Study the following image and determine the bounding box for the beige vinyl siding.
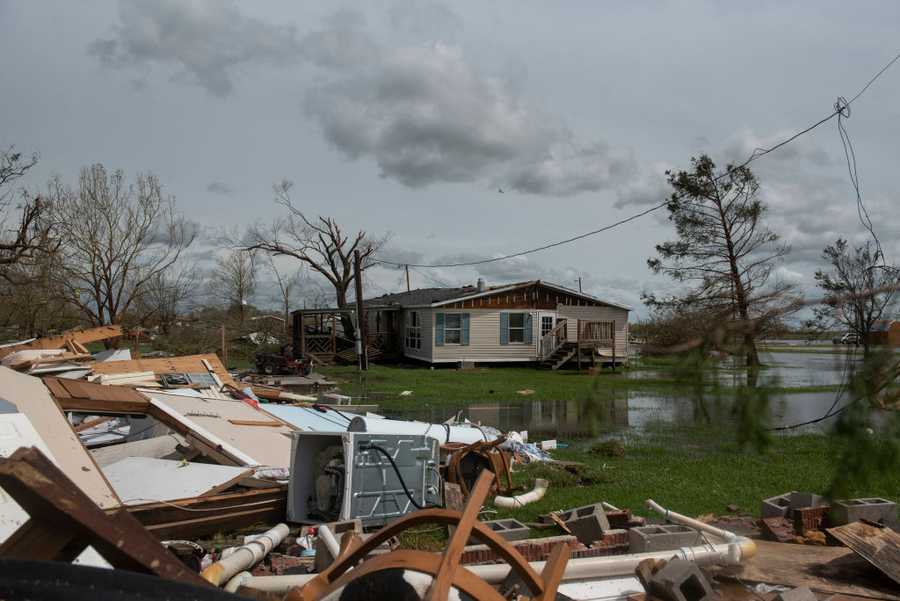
[432,309,538,363]
[402,308,434,362]
[557,304,629,358]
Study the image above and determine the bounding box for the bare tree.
[0,148,55,278]
[212,249,257,324]
[245,180,387,338]
[48,164,195,326]
[814,239,899,356]
[266,256,300,333]
[136,264,196,334]
[646,154,789,368]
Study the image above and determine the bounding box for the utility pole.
[353,250,368,371]
[576,277,582,293]
[220,324,227,366]
[405,265,411,292]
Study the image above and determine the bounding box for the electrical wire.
[374,49,900,270]
[360,443,438,510]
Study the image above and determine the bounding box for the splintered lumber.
[828,522,900,586]
[0,368,119,508]
[124,486,287,540]
[91,353,233,385]
[0,447,206,586]
[0,325,123,360]
[715,539,900,599]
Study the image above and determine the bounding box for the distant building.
[292,279,630,368]
[866,319,900,347]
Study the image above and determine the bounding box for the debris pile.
[0,325,898,600]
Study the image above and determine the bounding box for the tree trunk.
[334,285,356,340]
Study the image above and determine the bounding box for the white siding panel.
[557,305,629,358]
[432,309,538,363]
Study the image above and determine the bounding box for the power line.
[375,49,900,270]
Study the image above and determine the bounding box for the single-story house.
[355,279,630,368]
[866,319,900,347]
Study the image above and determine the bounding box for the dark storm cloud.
[300,10,637,195]
[207,181,233,196]
[88,0,300,97]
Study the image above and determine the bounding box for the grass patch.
[489,430,900,524]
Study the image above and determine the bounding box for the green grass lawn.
[496,431,900,523]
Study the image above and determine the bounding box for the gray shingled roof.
[364,286,479,307]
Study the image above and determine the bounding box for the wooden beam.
[0,325,123,360]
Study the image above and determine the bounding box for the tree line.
[0,145,383,343]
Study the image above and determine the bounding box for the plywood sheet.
[147,391,295,468]
[102,457,251,505]
[715,539,900,600]
[828,522,900,586]
[0,368,119,508]
[91,353,233,384]
[44,377,150,413]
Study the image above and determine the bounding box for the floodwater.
[384,351,868,441]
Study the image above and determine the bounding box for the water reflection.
[385,390,853,441]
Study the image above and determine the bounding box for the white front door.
[538,312,556,356]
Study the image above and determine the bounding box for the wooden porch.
[540,319,621,370]
[290,308,399,366]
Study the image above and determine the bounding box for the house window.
[541,316,554,337]
[405,311,421,350]
[508,313,526,343]
[444,313,462,344]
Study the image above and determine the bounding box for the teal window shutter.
[500,313,509,345]
[461,313,470,346]
[435,312,445,346]
[524,313,533,344]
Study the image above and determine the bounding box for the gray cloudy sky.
[2,0,899,316]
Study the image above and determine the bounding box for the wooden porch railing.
[540,319,568,361]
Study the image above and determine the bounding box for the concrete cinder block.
[790,491,826,510]
[647,558,718,601]
[628,524,702,553]
[481,518,531,542]
[832,498,898,527]
[557,503,611,546]
[761,492,794,519]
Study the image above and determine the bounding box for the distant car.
[832,332,860,345]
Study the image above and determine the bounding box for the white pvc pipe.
[645,499,757,558]
[347,416,491,444]
[318,524,341,558]
[494,478,549,508]
[201,523,290,586]
[233,541,748,594]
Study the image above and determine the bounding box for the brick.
[605,509,632,529]
[629,524,702,553]
[760,517,795,543]
[832,497,898,527]
[793,504,831,533]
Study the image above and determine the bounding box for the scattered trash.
[516,388,535,395]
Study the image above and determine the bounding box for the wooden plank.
[44,376,151,414]
[124,487,286,525]
[0,447,206,586]
[227,419,283,427]
[0,325,123,359]
[714,539,900,600]
[828,522,900,586]
[91,353,233,385]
